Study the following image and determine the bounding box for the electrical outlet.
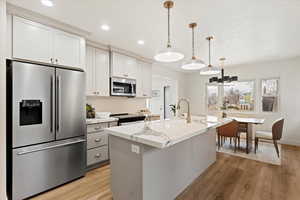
[131,144,140,154]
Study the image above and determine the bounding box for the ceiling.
[7,0,300,72]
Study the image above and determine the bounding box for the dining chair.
[217,120,239,152]
[255,118,284,157]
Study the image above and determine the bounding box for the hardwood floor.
[31,144,300,200]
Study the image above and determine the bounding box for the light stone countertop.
[106,116,232,149]
[86,117,118,125]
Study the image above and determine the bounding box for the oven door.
[111,77,136,97]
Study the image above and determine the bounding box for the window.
[223,81,255,112]
[207,85,219,111]
[261,78,279,112]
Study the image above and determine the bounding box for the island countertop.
[105,116,232,149]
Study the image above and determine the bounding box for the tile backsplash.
[86,96,147,114]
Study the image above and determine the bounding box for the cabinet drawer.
[87,146,108,166]
[87,123,108,133]
[87,132,108,149]
[109,121,118,127]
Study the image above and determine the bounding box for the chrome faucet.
[177,98,191,123]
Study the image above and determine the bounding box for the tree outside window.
[223,81,255,111]
[207,85,219,111]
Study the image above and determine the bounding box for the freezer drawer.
[87,146,108,166]
[11,138,86,200]
[87,132,108,149]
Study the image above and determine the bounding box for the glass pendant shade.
[200,65,221,75]
[181,58,205,70]
[154,47,185,63]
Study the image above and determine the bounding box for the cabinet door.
[53,30,82,68]
[136,61,143,97]
[86,46,96,96]
[95,49,110,96]
[126,56,138,79]
[142,63,152,98]
[13,16,52,63]
[111,52,125,78]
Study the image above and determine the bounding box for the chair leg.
[230,137,232,144]
[273,140,280,157]
[255,137,258,154]
[234,137,237,153]
[238,134,240,149]
[218,134,220,150]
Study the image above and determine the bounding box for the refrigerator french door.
[7,60,86,200]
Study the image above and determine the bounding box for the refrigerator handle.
[16,139,86,155]
[56,76,60,132]
[50,76,54,132]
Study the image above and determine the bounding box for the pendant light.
[200,36,221,75]
[209,58,238,84]
[154,1,184,63]
[181,23,205,70]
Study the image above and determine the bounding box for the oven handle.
[16,139,86,155]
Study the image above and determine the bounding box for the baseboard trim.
[279,139,300,147]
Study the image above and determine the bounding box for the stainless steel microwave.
[110,77,136,97]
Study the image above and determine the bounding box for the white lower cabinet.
[86,121,118,169]
[12,16,85,70]
[137,61,152,98]
[85,45,110,96]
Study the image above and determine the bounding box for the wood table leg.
[246,123,253,154]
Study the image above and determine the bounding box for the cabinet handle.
[50,58,53,63]
[55,59,58,64]
[95,138,102,142]
[94,126,102,130]
[94,92,97,95]
[95,153,102,158]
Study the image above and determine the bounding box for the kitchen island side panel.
[109,135,143,200]
[142,128,216,200]
[109,128,216,200]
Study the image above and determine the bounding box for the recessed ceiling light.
[101,24,110,31]
[137,40,145,45]
[41,0,54,7]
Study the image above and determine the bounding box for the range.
[110,113,146,126]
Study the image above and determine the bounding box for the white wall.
[152,64,187,99]
[151,64,188,114]
[0,0,6,198]
[185,57,300,146]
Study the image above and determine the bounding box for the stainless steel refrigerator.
[6,60,86,200]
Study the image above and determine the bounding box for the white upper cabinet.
[137,61,152,98]
[12,16,85,70]
[52,30,83,68]
[13,16,53,64]
[86,46,95,96]
[111,52,137,79]
[95,48,110,96]
[86,45,110,97]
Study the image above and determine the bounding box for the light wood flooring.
[31,144,300,200]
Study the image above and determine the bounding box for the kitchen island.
[106,116,231,200]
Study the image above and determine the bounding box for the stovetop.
[110,113,145,120]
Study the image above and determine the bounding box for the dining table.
[230,117,265,153]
